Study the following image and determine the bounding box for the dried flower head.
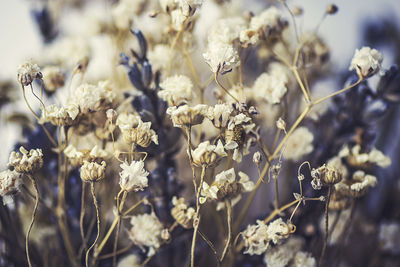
[349,46,383,78]
[119,161,149,192]
[242,218,295,255]
[334,170,377,198]
[191,140,227,166]
[167,104,208,128]
[312,164,342,186]
[117,113,158,147]
[203,40,239,74]
[159,75,194,105]
[200,168,254,209]
[264,237,304,267]
[17,61,42,86]
[326,4,338,15]
[42,66,65,92]
[128,213,163,256]
[0,170,22,205]
[9,146,43,174]
[171,196,195,229]
[207,103,234,128]
[80,160,106,182]
[283,127,314,161]
[40,104,80,126]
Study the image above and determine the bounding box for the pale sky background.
[1,0,400,80]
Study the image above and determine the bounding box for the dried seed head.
[171,197,195,229]
[17,61,43,86]
[8,147,43,174]
[225,125,246,147]
[326,4,338,15]
[253,151,261,165]
[276,117,286,131]
[161,228,171,241]
[80,160,106,182]
[316,164,343,185]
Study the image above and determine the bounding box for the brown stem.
[319,186,332,267]
[86,182,100,267]
[25,175,39,267]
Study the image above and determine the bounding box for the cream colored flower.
[191,140,227,166]
[119,161,149,192]
[8,147,43,174]
[159,75,194,105]
[0,170,22,205]
[17,61,42,86]
[40,104,79,126]
[171,196,195,229]
[167,104,208,128]
[203,40,239,74]
[349,46,383,78]
[128,213,163,256]
[283,127,314,161]
[80,160,106,182]
[206,103,233,128]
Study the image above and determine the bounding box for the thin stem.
[274,177,279,210]
[313,78,363,105]
[25,175,39,267]
[220,200,232,263]
[198,230,220,266]
[191,166,206,267]
[263,199,301,224]
[94,198,146,260]
[86,182,101,267]
[97,244,134,260]
[214,73,239,102]
[183,42,201,85]
[113,191,127,267]
[80,182,88,253]
[319,186,332,267]
[167,29,183,76]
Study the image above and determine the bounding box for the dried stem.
[220,200,232,263]
[86,182,100,267]
[80,182,88,253]
[319,186,332,267]
[191,165,206,267]
[25,175,39,267]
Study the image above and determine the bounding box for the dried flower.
[292,251,316,267]
[312,164,342,186]
[379,222,400,254]
[167,104,208,128]
[42,66,65,92]
[200,168,254,209]
[117,254,141,267]
[159,75,194,105]
[40,104,79,126]
[207,103,233,128]
[242,218,295,255]
[80,160,106,182]
[326,4,338,15]
[283,127,314,161]
[9,146,43,174]
[17,61,42,86]
[171,196,195,229]
[349,46,383,78]
[191,140,227,166]
[264,237,304,267]
[253,151,261,164]
[119,161,149,192]
[0,170,22,205]
[117,113,158,147]
[203,40,239,74]
[128,213,163,256]
[276,117,286,131]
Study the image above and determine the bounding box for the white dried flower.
[191,140,227,166]
[17,61,42,86]
[242,220,270,255]
[345,145,390,168]
[167,104,208,128]
[171,196,195,228]
[291,251,316,267]
[208,17,246,44]
[8,146,43,174]
[64,145,85,165]
[264,237,304,267]
[203,40,239,74]
[40,104,79,126]
[171,8,188,31]
[283,127,314,161]
[349,46,383,78]
[200,168,254,208]
[350,170,377,192]
[367,147,391,167]
[379,222,400,254]
[70,81,116,112]
[175,0,203,16]
[80,160,106,182]
[117,254,141,267]
[207,103,233,128]
[253,152,261,164]
[276,117,286,131]
[119,161,149,192]
[111,0,145,31]
[243,218,294,255]
[240,6,285,46]
[117,113,158,147]
[128,213,163,256]
[252,71,287,104]
[0,170,22,205]
[148,45,170,72]
[42,66,65,92]
[159,75,194,105]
